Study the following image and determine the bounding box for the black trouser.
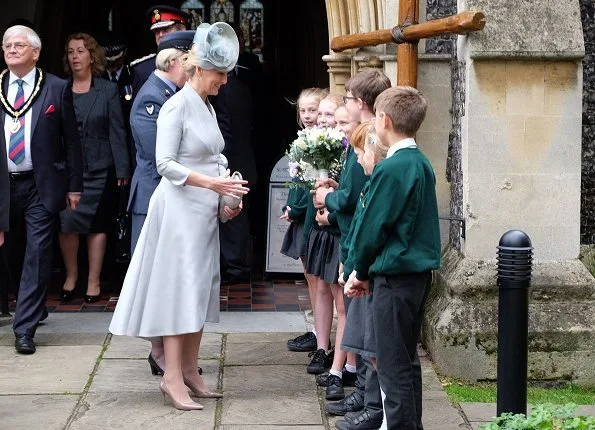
[362,355,383,419]
[6,175,56,337]
[372,272,431,430]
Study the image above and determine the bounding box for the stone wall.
[581,0,595,244]
[447,48,465,250]
[425,0,456,54]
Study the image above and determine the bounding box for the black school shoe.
[325,374,345,400]
[335,408,383,430]
[306,349,333,374]
[316,370,357,387]
[325,391,364,416]
[287,331,317,352]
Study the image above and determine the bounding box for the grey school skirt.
[280,221,304,260]
[305,228,340,284]
[341,292,376,359]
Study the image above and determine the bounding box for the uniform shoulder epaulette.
[130,53,157,67]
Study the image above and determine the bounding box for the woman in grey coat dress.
[59,33,130,303]
[110,23,249,411]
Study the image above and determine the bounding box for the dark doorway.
[13,0,329,285]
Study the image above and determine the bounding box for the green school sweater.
[286,185,308,222]
[349,148,441,281]
[324,146,368,263]
[342,180,370,281]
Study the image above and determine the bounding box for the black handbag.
[114,187,131,264]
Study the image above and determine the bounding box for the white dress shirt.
[5,68,36,172]
[387,137,417,159]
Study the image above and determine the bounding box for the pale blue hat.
[192,22,239,73]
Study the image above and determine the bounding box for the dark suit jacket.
[128,72,175,214]
[0,70,83,216]
[211,73,257,187]
[72,77,130,178]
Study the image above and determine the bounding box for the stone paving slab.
[103,333,223,360]
[423,399,468,430]
[226,332,302,344]
[0,316,13,328]
[220,390,323,425]
[223,365,316,393]
[68,391,217,430]
[0,345,102,395]
[220,426,325,429]
[0,313,113,334]
[0,394,78,430]
[225,341,311,366]
[205,312,307,333]
[0,333,107,346]
[91,359,220,393]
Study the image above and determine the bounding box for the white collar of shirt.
[9,67,36,89]
[387,138,417,158]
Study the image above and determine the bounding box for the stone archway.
[323,0,389,93]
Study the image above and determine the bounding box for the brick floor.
[6,279,312,313]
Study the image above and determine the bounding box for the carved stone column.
[323,54,352,94]
[353,53,384,73]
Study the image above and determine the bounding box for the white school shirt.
[386,137,417,159]
[5,68,36,172]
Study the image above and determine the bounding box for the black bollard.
[496,230,532,417]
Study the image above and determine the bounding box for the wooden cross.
[331,2,486,87]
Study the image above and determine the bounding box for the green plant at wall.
[479,403,595,429]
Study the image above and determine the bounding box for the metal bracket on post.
[439,215,466,239]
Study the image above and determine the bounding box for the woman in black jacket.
[59,33,130,303]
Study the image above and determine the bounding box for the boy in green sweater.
[349,86,441,430]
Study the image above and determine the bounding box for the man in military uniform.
[130,5,190,96]
[101,32,134,166]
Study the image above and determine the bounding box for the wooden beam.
[330,11,486,53]
[397,0,420,87]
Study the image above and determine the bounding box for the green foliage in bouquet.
[285,126,348,187]
[479,403,595,430]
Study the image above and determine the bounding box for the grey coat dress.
[109,83,223,337]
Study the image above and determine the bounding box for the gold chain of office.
[0,67,45,122]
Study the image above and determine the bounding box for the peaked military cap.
[147,5,190,31]
[157,30,196,53]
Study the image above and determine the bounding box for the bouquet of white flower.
[286,126,347,187]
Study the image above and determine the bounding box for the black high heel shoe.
[148,354,164,375]
[147,354,203,376]
[84,294,100,303]
[61,289,75,302]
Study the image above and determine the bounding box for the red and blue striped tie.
[8,79,26,165]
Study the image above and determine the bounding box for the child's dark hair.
[344,70,391,108]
